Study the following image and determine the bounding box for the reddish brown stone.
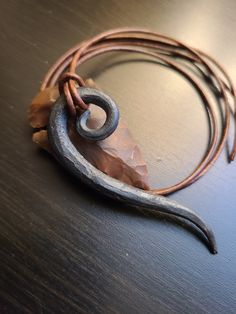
[28,86,59,128]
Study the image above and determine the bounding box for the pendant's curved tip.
[200,221,217,254]
[207,231,217,254]
[159,200,218,255]
[209,241,217,254]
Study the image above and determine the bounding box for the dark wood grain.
[0,0,236,313]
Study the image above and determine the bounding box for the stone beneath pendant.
[28,86,59,128]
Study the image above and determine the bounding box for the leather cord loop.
[58,72,88,116]
[40,28,236,195]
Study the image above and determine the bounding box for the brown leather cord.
[40,28,236,195]
[58,72,87,116]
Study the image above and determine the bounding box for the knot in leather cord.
[59,72,88,116]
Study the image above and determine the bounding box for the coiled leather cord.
[41,28,236,195]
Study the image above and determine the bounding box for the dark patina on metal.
[48,87,217,254]
[76,88,119,141]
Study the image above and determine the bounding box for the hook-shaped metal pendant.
[48,87,217,254]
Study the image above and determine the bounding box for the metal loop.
[75,87,119,141]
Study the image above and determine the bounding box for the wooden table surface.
[1,0,236,313]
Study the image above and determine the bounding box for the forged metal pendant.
[48,87,217,254]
